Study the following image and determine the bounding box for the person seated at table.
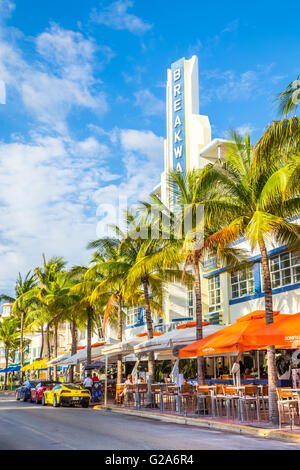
[121,375,132,398]
[243,368,255,379]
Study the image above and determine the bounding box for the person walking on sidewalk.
[83,374,93,395]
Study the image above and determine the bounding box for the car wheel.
[53,394,60,408]
[22,392,27,402]
[42,394,47,406]
[82,401,89,409]
[16,392,20,401]
[35,395,40,405]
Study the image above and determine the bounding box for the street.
[0,396,299,450]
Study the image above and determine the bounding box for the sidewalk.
[94,403,300,445]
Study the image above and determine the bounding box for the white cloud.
[199,66,276,105]
[0,0,15,19]
[0,23,109,133]
[0,132,110,292]
[92,128,164,237]
[91,0,152,35]
[134,89,165,116]
[235,123,256,136]
[120,129,164,159]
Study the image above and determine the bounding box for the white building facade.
[123,55,300,340]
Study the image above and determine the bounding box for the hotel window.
[231,267,254,299]
[268,252,300,289]
[126,307,140,326]
[208,275,221,313]
[187,290,195,317]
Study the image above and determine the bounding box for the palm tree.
[0,318,20,390]
[199,133,300,425]
[68,264,105,368]
[275,75,300,117]
[145,170,245,384]
[0,271,36,378]
[121,212,190,395]
[22,256,67,379]
[86,239,134,384]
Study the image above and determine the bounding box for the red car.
[31,381,60,404]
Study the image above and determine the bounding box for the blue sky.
[0,0,299,294]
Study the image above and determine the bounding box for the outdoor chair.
[239,385,260,422]
[257,385,269,420]
[162,385,178,412]
[196,385,211,416]
[124,384,136,408]
[136,383,147,408]
[277,388,298,430]
[222,386,240,420]
[179,384,195,415]
[210,384,227,418]
[116,384,125,405]
[150,384,162,408]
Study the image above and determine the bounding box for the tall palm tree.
[86,239,134,384]
[200,133,300,425]
[68,264,105,368]
[0,318,20,390]
[275,75,300,117]
[21,256,67,379]
[145,170,245,384]
[122,212,190,394]
[0,271,36,378]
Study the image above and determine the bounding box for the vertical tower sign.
[171,58,186,175]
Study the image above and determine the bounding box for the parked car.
[42,383,91,408]
[16,381,39,402]
[30,381,60,404]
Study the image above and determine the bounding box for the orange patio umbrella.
[179,311,286,358]
[243,312,300,350]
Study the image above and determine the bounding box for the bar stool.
[277,388,298,430]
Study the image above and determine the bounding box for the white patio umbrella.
[59,343,107,366]
[133,324,224,356]
[102,337,145,361]
[48,351,71,366]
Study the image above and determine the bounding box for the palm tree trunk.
[259,238,279,426]
[193,256,205,385]
[143,279,155,406]
[117,296,123,384]
[53,324,58,381]
[20,311,25,381]
[87,307,93,367]
[39,325,44,360]
[70,319,77,383]
[4,347,8,390]
[46,322,52,380]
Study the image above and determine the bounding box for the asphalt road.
[0,396,299,450]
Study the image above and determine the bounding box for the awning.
[0,366,21,373]
[84,362,106,371]
[133,323,224,356]
[243,311,300,350]
[60,343,106,366]
[102,338,145,360]
[179,311,289,358]
[48,351,72,366]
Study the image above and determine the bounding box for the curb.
[93,405,300,445]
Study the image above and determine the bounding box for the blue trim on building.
[203,267,227,278]
[171,317,194,322]
[125,321,146,330]
[229,282,300,305]
[253,262,261,296]
[203,245,289,278]
[139,307,144,323]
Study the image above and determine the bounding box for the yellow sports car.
[42,383,91,408]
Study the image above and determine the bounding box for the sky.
[0,0,299,295]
